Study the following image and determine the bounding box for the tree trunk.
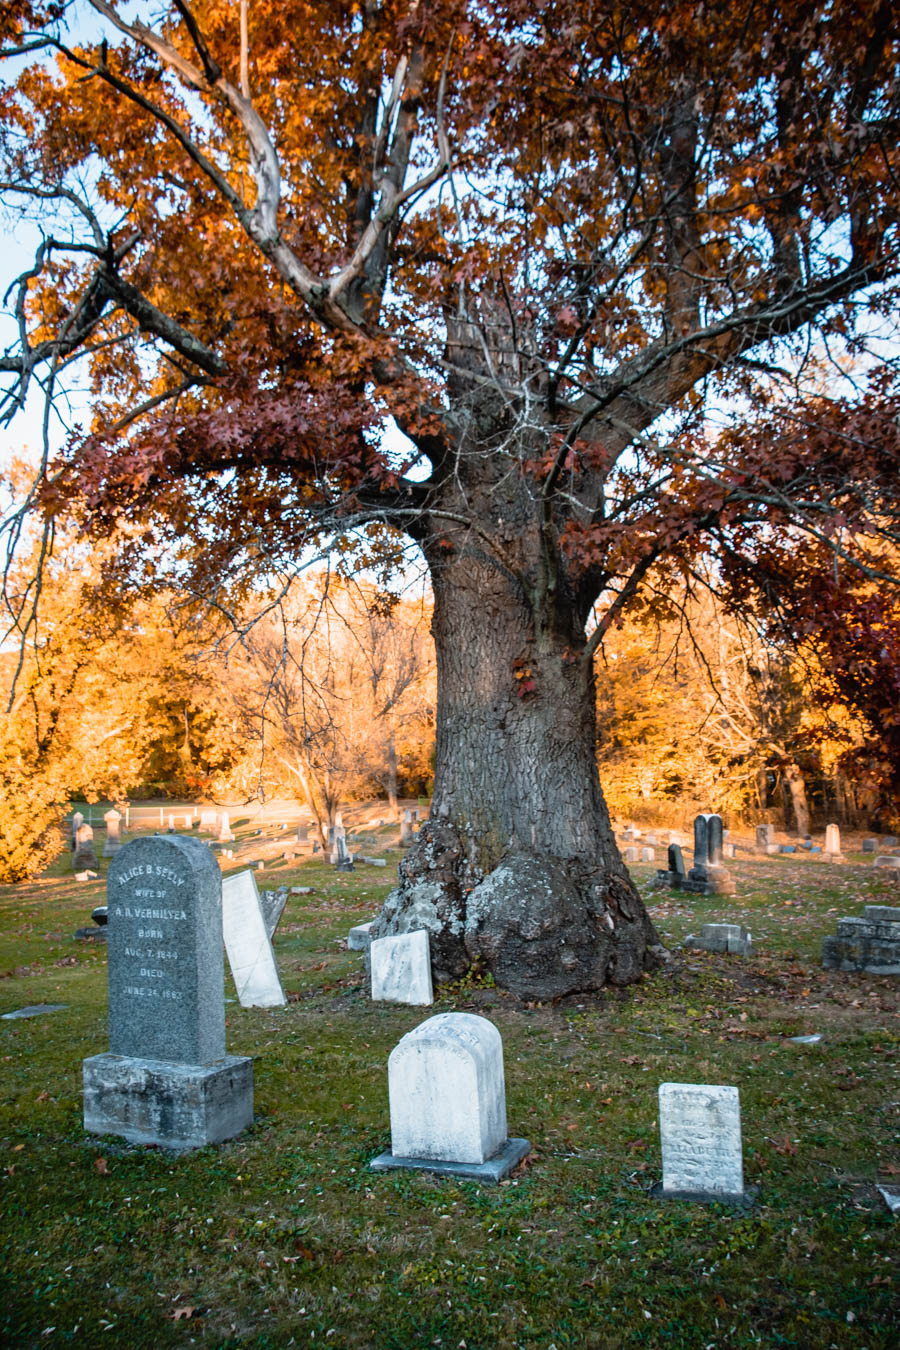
[783,761,810,836]
[370,523,665,997]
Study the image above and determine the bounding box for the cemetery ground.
[0,829,898,1350]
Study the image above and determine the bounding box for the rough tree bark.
[369,328,666,996]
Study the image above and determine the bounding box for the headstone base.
[650,1181,759,1208]
[683,867,736,896]
[821,907,900,975]
[370,1136,530,1184]
[83,1053,253,1150]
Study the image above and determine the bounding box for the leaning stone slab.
[370,1012,529,1183]
[370,930,433,1005]
[222,870,286,1008]
[82,835,253,1149]
[654,1082,756,1206]
[348,921,374,950]
[1,1004,67,1020]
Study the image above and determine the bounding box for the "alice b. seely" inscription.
[107,836,225,1065]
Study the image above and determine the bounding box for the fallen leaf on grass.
[171,1306,199,1321]
[35,1091,50,1102]
[769,1136,797,1156]
[12,1144,24,1152]
[94,1157,109,1175]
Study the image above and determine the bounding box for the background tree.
[2,1,899,992]
[223,576,434,843]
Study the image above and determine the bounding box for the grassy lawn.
[1,833,898,1349]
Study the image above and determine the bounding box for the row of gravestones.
[82,834,753,1202]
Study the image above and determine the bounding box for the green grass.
[1,844,898,1349]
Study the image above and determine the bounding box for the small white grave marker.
[656,1083,754,1205]
[370,930,433,1005]
[221,870,286,1008]
[370,1013,530,1182]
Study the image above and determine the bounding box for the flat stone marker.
[348,921,374,950]
[371,1013,529,1183]
[874,855,900,869]
[82,835,253,1149]
[370,930,433,1005]
[1,1004,68,1020]
[655,1083,755,1205]
[685,923,752,956]
[221,870,286,1008]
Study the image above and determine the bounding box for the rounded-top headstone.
[388,1012,507,1164]
[106,835,225,1066]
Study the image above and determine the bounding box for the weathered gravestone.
[199,809,218,830]
[259,886,288,938]
[73,823,100,872]
[755,823,778,855]
[655,1082,755,1205]
[70,810,84,850]
[217,811,234,843]
[874,855,900,870]
[370,1013,530,1182]
[102,809,123,858]
[296,824,309,843]
[348,921,374,950]
[863,837,878,853]
[334,831,354,872]
[824,823,844,861]
[82,835,253,1148]
[370,929,433,1005]
[653,842,687,890]
[624,845,640,863]
[221,870,286,1008]
[685,923,752,956]
[684,814,735,895]
[822,904,900,975]
[884,835,899,848]
[400,811,414,845]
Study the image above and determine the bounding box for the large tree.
[2,1,899,994]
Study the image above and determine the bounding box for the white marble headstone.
[221,870,286,1008]
[370,930,433,1005]
[659,1082,745,1199]
[388,1013,507,1163]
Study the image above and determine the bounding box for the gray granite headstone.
[105,835,224,1063]
[71,810,84,850]
[685,814,735,895]
[863,837,878,852]
[83,835,253,1148]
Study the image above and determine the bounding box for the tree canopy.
[2,0,899,993]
